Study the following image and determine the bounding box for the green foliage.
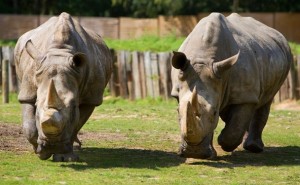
[289,42,300,55]
[1,0,300,17]
[0,39,17,47]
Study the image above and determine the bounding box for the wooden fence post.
[117,50,129,98]
[132,51,141,99]
[0,47,2,87]
[125,51,134,100]
[144,51,154,97]
[139,52,147,98]
[297,55,300,99]
[158,52,171,100]
[2,59,9,103]
[289,55,298,100]
[109,49,119,97]
[150,53,160,98]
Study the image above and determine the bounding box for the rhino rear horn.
[46,79,63,110]
[190,87,200,116]
[25,40,41,60]
[172,51,189,70]
[212,51,240,78]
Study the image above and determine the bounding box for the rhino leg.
[218,104,256,152]
[22,104,38,150]
[52,105,95,162]
[243,100,272,153]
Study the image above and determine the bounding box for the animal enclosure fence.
[0,47,299,103]
[1,13,300,42]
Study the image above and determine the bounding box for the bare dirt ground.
[0,123,126,153]
[273,100,300,111]
[0,123,31,152]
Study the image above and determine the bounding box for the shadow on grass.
[188,146,300,168]
[61,147,185,170]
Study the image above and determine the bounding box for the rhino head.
[25,40,86,159]
[171,51,239,159]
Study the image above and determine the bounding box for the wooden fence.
[1,47,300,103]
[1,13,300,42]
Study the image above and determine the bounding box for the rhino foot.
[53,153,79,162]
[243,139,264,153]
[37,152,52,160]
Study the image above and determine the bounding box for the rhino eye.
[73,55,84,67]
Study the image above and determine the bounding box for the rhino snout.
[40,108,64,136]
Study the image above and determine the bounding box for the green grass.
[289,42,300,55]
[104,35,185,52]
[1,37,300,54]
[0,39,17,47]
[0,97,299,184]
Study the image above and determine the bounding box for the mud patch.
[0,123,31,152]
[0,123,127,153]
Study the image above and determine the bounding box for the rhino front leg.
[22,104,38,149]
[218,104,256,152]
[243,100,272,153]
[52,105,95,162]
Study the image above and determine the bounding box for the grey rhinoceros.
[171,13,292,159]
[14,12,112,161]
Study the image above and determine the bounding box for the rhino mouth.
[178,134,216,159]
[36,138,72,160]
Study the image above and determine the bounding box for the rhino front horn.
[46,79,63,110]
[41,108,64,135]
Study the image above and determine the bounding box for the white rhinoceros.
[171,13,292,159]
[14,12,112,161]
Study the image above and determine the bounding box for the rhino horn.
[182,101,203,145]
[46,79,63,110]
[25,39,41,60]
[40,109,63,135]
[190,87,200,116]
[212,51,240,78]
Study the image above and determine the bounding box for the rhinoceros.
[14,12,112,161]
[171,13,292,159]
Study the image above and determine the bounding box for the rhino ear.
[72,52,86,67]
[172,51,189,70]
[25,40,41,60]
[212,51,239,78]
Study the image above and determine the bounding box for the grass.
[104,35,185,52]
[0,96,299,184]
[1,37,299,54]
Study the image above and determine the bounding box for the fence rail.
[1,13,300,42]
[0,47,299,103]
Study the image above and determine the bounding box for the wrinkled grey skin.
[171,13,292,159]
[14,12,112,161]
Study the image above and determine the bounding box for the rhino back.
[223,13,292,108]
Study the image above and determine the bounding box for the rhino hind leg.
[218,104,256,152]
[243,100,272,153]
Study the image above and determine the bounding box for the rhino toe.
[53,153,79,162]
[243,139,264,153]
[178,142,216,159]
